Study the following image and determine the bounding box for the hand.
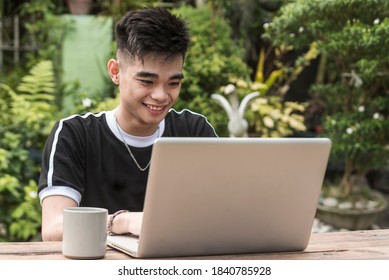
[127,212,143,236]
[110,211,143,236]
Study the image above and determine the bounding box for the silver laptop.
[107,137,331,258]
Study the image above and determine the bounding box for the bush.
[173,4,252,136]
[0,60,58,241]
[263,0,389,195]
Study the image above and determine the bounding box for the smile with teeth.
[145,104,165,111]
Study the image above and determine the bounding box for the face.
[108,54,184,136]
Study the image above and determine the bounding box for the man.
[39,8,217,241]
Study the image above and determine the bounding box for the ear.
[107,59,120,85]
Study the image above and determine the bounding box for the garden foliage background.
[1,0,388,241]
[0,0,284,241]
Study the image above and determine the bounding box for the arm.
[41,195,77,241]
[42,195,143,240]
[40,117,143,239]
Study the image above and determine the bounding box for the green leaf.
[16,60,56,102]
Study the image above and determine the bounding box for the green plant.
[0,60,58,241]
[212,0,283,76]
[0,1,67,108]
[172,4,252,136]
[250,96,306,137]
[263,0,389,197]
[254,47,283,93]
[244,42,313,137]
[20,0,66,71]
[217,77,306,137]
[9,180,42,240]
[97,0,162,20]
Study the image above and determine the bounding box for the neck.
[115,110,158,137]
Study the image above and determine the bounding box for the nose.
[150,86,168,101]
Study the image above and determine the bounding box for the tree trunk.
[340,160,354,196]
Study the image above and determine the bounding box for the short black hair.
[115,8,190,62]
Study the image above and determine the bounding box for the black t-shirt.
[38,109,217,213]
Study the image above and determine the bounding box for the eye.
[138,79,153,85]
[169,81,181,87]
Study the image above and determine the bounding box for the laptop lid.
[107,137,331,258]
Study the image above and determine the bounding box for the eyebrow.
[135,71,184,80]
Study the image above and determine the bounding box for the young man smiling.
[38,8,217,241]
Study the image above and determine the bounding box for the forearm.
[41,195,77,241]
[41,215,64,241]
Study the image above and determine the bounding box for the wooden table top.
[1,229,388,260]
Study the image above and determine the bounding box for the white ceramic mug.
[62,207,108,259]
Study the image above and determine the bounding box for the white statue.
[211,84,259,137]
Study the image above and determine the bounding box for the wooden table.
[0,229,388,260]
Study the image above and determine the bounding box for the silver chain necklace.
[114,117,159,172]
